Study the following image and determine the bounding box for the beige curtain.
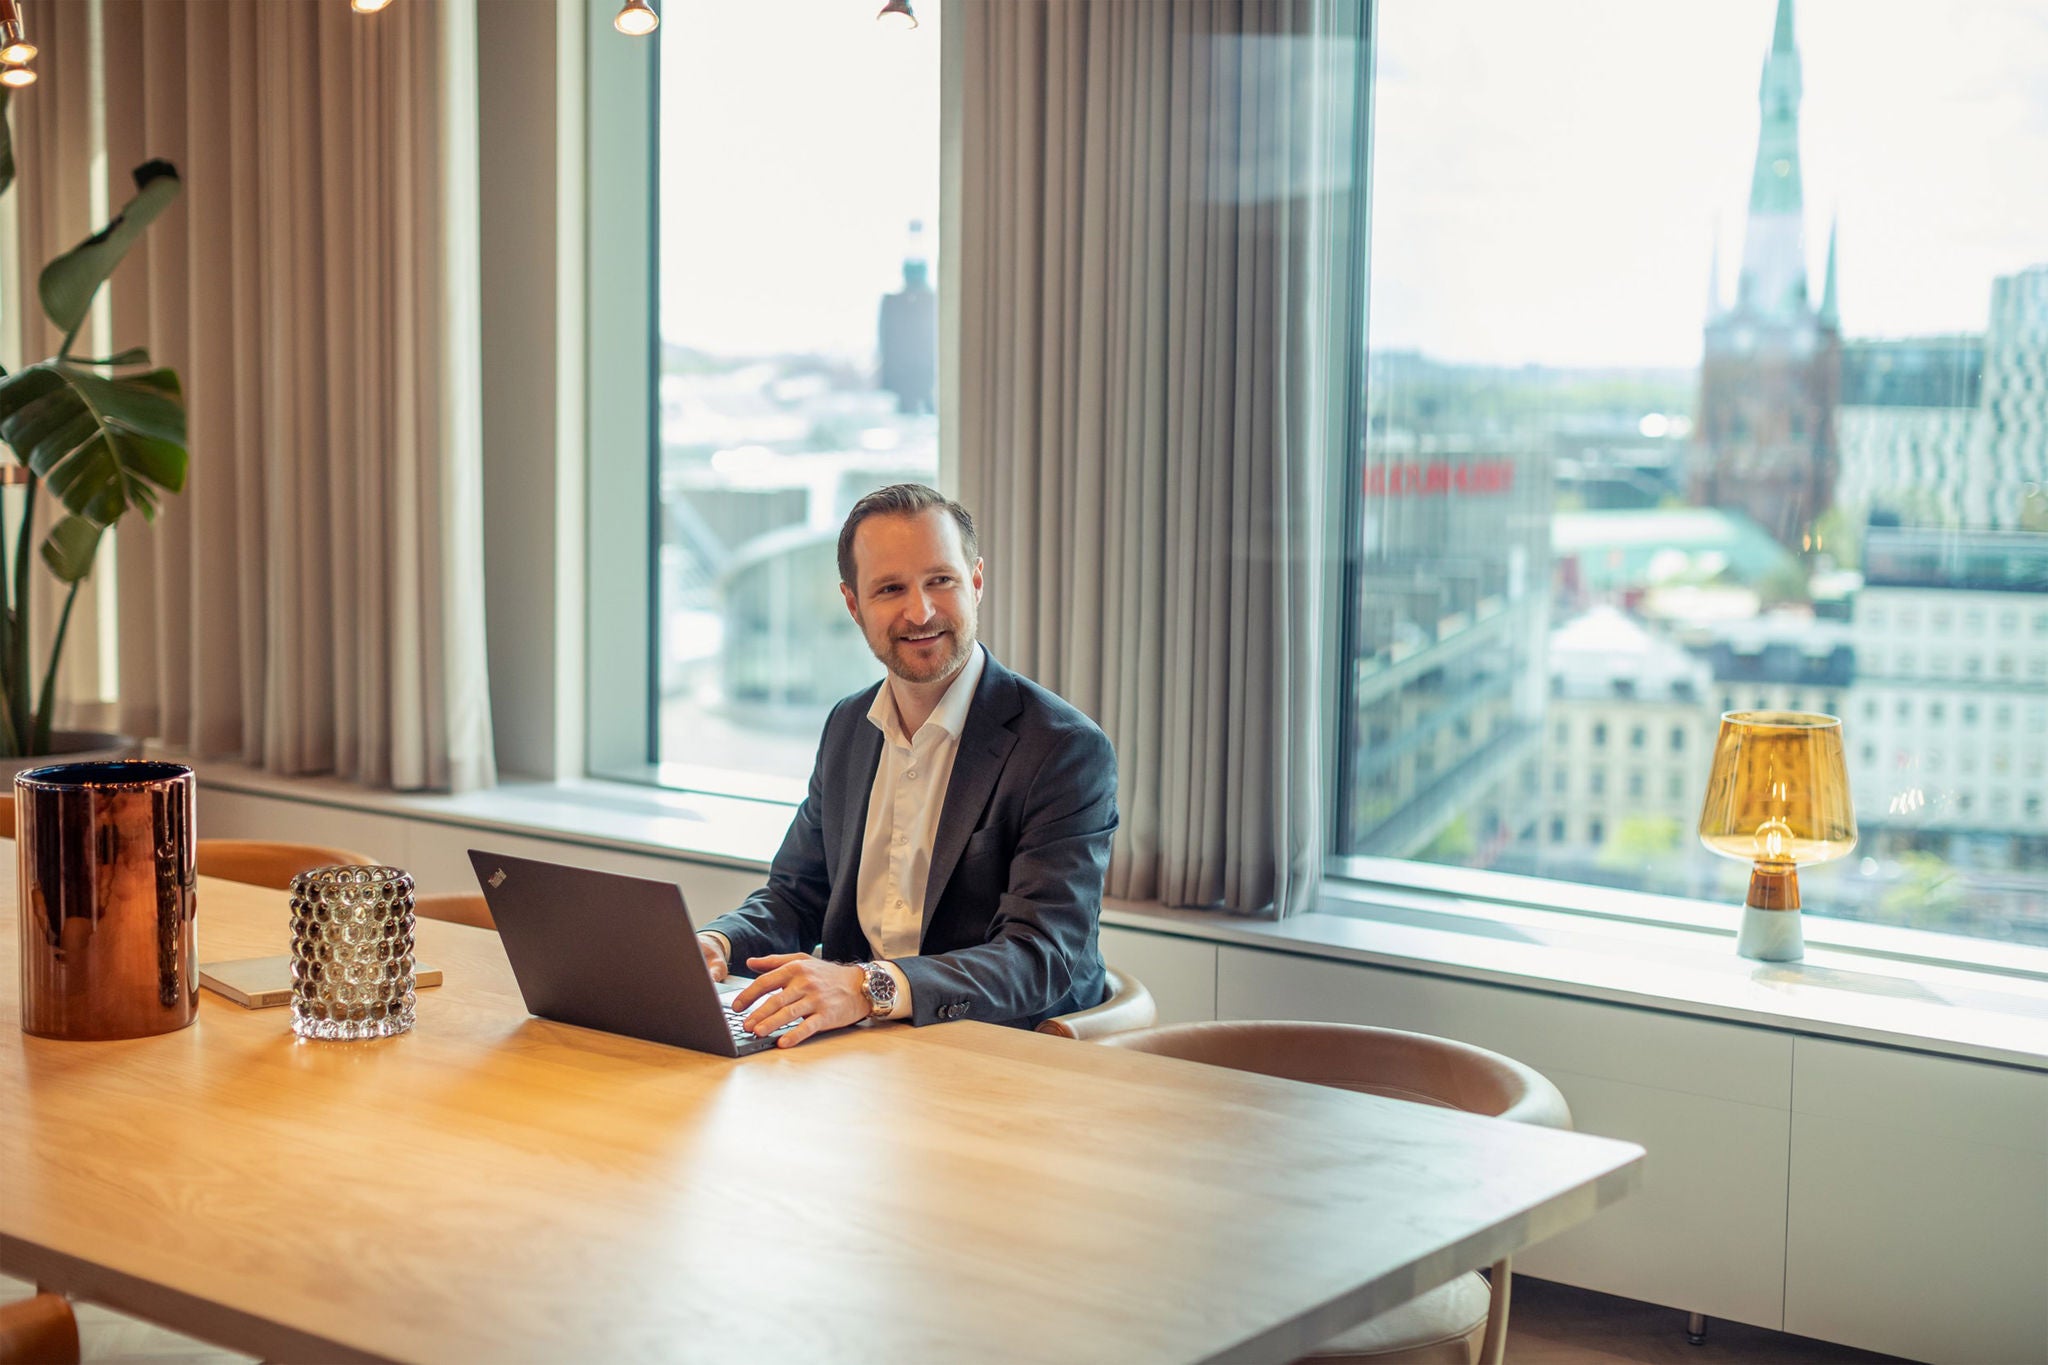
[955,0,1357,915]
[10,0,494,791]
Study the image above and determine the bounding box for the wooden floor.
[3,1271,1916,1363]
[1507,1277,1915,1364]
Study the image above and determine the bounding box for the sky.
[1368,0,2048,368]
[656,0,2048,371]
[658,0,941,360]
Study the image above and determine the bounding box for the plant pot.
[0,732,144,788]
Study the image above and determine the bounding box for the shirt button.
[905,769,919,780]
[892,832,907,846]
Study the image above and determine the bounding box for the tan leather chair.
[1035,966,1157,1039]
[195,840,379,891]
[0,1294,79,1365]
[1103,1021,1571,1365]
[0,794,12,840]
[414,891,496,931]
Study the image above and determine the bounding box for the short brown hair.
[836,483,979,589]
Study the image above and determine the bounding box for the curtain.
[955,0,1357,916]
[8,0,495,791]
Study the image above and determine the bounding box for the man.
[696,484,1117,1048]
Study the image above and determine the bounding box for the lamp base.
[1737,905,1804,961]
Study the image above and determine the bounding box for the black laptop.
[468,849,795,1057]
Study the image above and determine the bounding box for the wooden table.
[1,855,1643,1364]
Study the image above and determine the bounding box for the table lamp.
[1697,711,1856,962]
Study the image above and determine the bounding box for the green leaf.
[60,367,186,446]
[67,347,154,369]
[0,361,190,524]
[38,161,184,341]
[40,517,105,585]
[0,88,14,199]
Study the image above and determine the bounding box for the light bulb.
[351,0,394,12]
[0,65,34,87]
[614,0,658,36]
[0,40,34,64]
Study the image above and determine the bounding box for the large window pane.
[654,1,941,799]
[1340,0,2047,945]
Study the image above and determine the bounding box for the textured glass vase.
[288,865,417,1040]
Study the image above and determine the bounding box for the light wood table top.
[2,849,1643,1364]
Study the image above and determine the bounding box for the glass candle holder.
[289,865,417,1040]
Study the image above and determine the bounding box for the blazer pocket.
[961,825,1012,865]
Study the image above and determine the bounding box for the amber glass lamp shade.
[1697,712,1856,961]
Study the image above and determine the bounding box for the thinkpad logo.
[488,869,507,889]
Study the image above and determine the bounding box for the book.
[199,955,443,1010]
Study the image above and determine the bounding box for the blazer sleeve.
[697,709,837,965]
[894,721,1118,1026]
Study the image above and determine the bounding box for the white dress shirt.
[855,643,987,1018]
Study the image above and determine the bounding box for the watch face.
[864,964,897,1014]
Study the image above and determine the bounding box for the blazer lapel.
[826,694,885,943]
[922,657,1023,917]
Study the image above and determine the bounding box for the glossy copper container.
[17,761,197,1040]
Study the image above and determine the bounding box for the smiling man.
[696,484,1119,1047]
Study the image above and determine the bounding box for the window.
[1589,771,1606,796]
[609,0,942,796]
[1331,0,2048,950]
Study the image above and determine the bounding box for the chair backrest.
[0,1293,80,1365]
[196,839,380,891]
[1101,1019,1571,1130]
[414,891,496,931]
[1035,966,1158,1040]
[0,793,12,841]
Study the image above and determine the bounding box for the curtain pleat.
[37,0,501,792]
[957,0,1336,916]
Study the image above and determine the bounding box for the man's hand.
[697,933,729,983]
[730,955,870,1049]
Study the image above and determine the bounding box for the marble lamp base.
[1737,905,1805,962]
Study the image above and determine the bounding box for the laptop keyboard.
[723,1005,798,1053]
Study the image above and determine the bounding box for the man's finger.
[746,989,812,1036]
[775,1015,817,1049]
[745,953,811,970]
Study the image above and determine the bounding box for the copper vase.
[17,760,198,1040]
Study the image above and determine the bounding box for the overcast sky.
[658,0,2047,371]
[1369,0,2048,368]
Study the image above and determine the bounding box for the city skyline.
[1370,0,2048,369]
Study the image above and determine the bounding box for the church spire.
[1737,0,1810,319]
[1707,218,1724,319]
[1819,215,1839,329]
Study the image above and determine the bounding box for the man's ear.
[971,557,984,601]
[840,582,860,621]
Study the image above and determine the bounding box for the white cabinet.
[1785,1038,2048,1365]
[1099,926,1217,1025]
[1215,946,1794,1330]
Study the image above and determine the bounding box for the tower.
[1691,0,1841,551]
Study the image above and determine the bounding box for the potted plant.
[0,88,189,774]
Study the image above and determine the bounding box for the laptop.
[468,849,796,1057]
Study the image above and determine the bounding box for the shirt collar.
[867,642,987,747]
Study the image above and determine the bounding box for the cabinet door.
[1786,1038,2048,1365]
[1099,927,1217,1024]
[1216,947,1793,1329]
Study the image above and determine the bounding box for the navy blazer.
[701,651,1117,1029]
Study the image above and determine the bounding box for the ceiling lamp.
[614,0,658,37]
[350,0,394,12]
[1,0,36,73]
[875,0,918,28]
[0,66,32,88]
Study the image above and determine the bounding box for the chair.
[414,891,496,931]
[0,793,12,840]
[195,839,379,891]
[1102,1021,1572,1365]
[0,1294,79,1365]
[1035,966,1157,1040]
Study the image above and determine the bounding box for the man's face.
[841,509,984,687]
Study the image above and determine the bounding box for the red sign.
[1363,459,1517,498]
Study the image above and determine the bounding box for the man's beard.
[880,617,975,685]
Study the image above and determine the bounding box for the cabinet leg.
[1686,1312,1708,1346]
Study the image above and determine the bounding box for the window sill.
[188,761,2048,1073]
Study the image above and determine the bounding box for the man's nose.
[907,589,936,622]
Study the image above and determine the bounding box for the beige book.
[199,956,443,1009]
